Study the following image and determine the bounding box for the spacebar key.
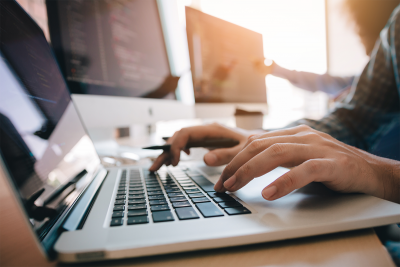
[190,176,215,192]
[196,202,224,218]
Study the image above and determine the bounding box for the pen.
[143,138,239,151]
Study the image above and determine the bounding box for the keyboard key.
[149,199,168,205]
[182,185,197,189]
[146,184,162,188]
[185,189,201,194]
[196,202,224,218]
[151,205,170,211]
[128,199,146,204]
[117,190,126,194]
[129,190,144,194]
[110,218,123,226]
[172,201,191,208]
[179,182,194,186]
[166,189,181,193]
[128,196,146,201]
[114,199,125,205]
[167,192,184,197]
[188,193,205,198]
[213,196,234,203]
[127,216,149,225]
[190,176,216,192]
[152,211,175,222]
[218,201,242,209]
[129,183,143,187]
[148,195,166,200]
[112,211,124,218]
[147,191,164,196]
[186,171,200,176]
[175,207,200,220]
[224,207,251,215]
[129,194,145,199]
[118,186,127,190]
[207,192,227,198]
[116,195,126,200]
[113,205,125,211]
[146,187,162,192]
[164,185,179,190]
[173,176,187,179]
[170,197,187,202]
[127,209,148,217]
[192,197,210,203]
[128,204,146,210]
[129,187,144,191]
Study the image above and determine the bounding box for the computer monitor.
[46,0,194,130]
[185,7,267,108]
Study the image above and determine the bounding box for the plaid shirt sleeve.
[286,6,400,151]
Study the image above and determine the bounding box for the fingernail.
[224,175,236,190]
[204,153,217,165]
[262,186,277,200]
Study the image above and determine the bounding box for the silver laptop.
[1,1,399,263]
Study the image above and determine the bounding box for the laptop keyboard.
[110,166,251,227]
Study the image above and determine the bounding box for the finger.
[169,124,241,166]
[167,130,189,166]
[261,159,335,201]
[204,146,242,166]
[220,143,320,192]
[243,125,312,149]
[183,149,191,155]
[219,135,305,185]
[149,152,169,171]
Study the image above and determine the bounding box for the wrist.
[369,157,400,203]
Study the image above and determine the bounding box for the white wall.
[326,0,370,76]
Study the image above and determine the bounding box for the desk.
[0,165,395,267]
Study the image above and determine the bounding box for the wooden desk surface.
[0,167,395,267]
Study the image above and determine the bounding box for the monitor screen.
[46,0,174,98]
[0,0,99,253]
[186,7,267,103]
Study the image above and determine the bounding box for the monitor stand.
[194,103,268,118]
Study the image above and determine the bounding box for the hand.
[149,123,253,171]
[253,58,275,76]
[214,125,400,204]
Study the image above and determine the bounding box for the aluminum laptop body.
[0,1,399,263]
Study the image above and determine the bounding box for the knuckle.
[238,163,252,178]
[269,143,286,157]
[248,139,265,152]
[282,172,296,189]
[336,153,356,170]
[306,159,323,173]
[298,124,312,131]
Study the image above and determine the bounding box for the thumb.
[204,146,240,166]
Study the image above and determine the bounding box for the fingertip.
[262,185,277,200]
[204,153,217,166]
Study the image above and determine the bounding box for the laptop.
[1,1,399,263]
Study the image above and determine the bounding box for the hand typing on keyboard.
[150,124,400,204]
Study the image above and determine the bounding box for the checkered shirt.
[287,5,400,152]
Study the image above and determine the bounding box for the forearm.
[272,63,353,96]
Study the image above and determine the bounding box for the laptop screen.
[0,0,100,248]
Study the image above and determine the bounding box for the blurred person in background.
[254,0,400,100]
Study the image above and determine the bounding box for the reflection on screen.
[0,1,99,235]
[186,7,267,103]
[48,0,172,98]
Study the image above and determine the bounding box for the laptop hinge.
[62,169,108,231]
